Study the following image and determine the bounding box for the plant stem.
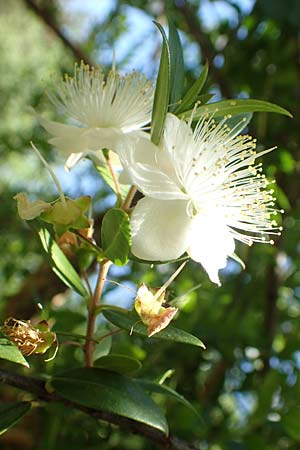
[85,259,112,367]
[105,152,121,195]
[122,185,137,210]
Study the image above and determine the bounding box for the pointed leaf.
[181,98,292,120]
[0,402,31,435]
[101,208,131,265]
[175,62,209,114]
[136,379,200,417]
[103,309,205,348]
[0,338,29,368]
[151,22,170,145]
[94,354,142,374]
[168,19,185,111]
[52,368,168,434]
[32,221,89,298]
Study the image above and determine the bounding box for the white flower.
[41,63,154,169]
[119,113,282,285]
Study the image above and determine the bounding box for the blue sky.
[59,0,255,73]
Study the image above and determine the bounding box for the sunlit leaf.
[175,62,209,114]
[181,99,292,120]
[0,338,29,368]
[151,22,170,145]
[168,18,185,111]
[32,222,89,298]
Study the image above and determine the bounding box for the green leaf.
[175,62,209,114]
[94,354,142,374]
[0,338,29,368]
[181,98,292,120]
[32,222,89,299]
[92,160,130,199]
[136,379,200,417]
[0,402,31,435]
[103,309,205,348]
[216,112,253,138]
[151,22,170,145]
[168,19,185,111]
[282,406,300,441]
[52,368,168,434]
[101,208,131,265]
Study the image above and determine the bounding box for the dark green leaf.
[282,406,300,441]
[103,309,205,348]
[168,19,185,111]
[151,22,170,145]
[0,338,29,368]
[94,354,142,374]
[181,98,292,120]
[52,368,168,434]
[32,222,89,298]
[136,379,199,417]
[0,402,31,435]
[175,62,209,114]
[101,208,131,265]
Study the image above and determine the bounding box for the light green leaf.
[52,368,168,434]
[101,208,131,265]
[0,338,29,368]
[136,379,199,417]
[103,309,205,348]
[175,62,209,114]
[93,161,130,199]
[216,112,253,138]
[181,98,292,120]
[168,18,185,111]
[94,354,142,374]
[151,22,170,145]
[32,221,89,299]
[0,402,31,435]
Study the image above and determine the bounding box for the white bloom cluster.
[41,62,154,170]
[43,64,281,285]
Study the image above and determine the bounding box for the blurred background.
[0,0,300,449]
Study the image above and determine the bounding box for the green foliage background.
[0,0,299,449]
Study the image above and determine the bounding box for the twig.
[122,185,137,210]
[85,260,112,367]
[0,368,199,450]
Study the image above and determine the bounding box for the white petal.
[187,213,235,285]
[131,197,191,261]
[118,134,187,200]
[41,117,128,156]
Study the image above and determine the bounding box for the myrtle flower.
[119,113,282,285]
[41,63,154,169]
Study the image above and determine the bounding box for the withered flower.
[2,317,57,360]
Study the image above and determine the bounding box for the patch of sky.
[58,0,117,42]
[200,0,255,30]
